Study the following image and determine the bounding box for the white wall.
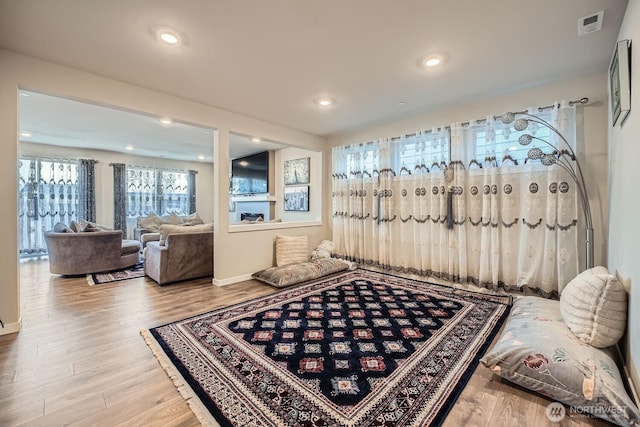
[328,73,610,271]
[20,142,215,227]
[609,0,640,396]
[0,49,329,334]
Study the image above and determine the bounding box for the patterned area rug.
[143,269,511,426]
[87,261,145,285]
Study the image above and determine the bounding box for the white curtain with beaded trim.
[332,103,579,295]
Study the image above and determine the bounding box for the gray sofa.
[144,231,213,285]
[44,230,141,275]
[134,212,204,248]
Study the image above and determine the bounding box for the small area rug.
[87,261,145,285]
[142,269,511,427]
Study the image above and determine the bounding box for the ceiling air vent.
[578,10,604,36]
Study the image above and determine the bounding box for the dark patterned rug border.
[87,261,145,285]
[145,268,512,426]
[146,328,232,427]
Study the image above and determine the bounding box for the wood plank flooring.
[0,259,609,426]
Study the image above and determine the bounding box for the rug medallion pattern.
[149,269,511,426]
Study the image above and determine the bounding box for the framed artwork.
[284,186,309,211]
[283,157,310,185]
[609,39,631,127]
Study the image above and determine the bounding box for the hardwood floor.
[0,259,609,426]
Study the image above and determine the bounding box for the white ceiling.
[18,90,286,162]
[0,0,628,159]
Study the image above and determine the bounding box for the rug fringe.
[140,329,220,427]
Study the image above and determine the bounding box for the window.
[471,112,553,167]
[126,167,190,219]
[337,131,450,178]
[18,157,79,256]
[396,131,449,173]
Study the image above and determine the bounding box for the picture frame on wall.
[283,157,310,185]
[284,186,309,211]
[609,39,631,127]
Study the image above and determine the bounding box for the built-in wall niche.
[228,132,322,232]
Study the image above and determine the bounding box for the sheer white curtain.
[18,157,79,256]
[456,103,578,295]
[332,103,579,295]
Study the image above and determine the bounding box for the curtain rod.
[387,97,589,141]
[20,155,99,164]
[108,163,194,174]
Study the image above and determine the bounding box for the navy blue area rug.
[143,269,511,426]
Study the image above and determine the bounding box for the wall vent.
[578,10,604,36]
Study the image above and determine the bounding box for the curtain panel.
[112,163,127,235]
[332,104,578,296]
[77,158,97,222]
[188,170,197,214]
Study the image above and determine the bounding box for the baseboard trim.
[0,318,21,335]
[212,273,254,287]
[628,354,640,405]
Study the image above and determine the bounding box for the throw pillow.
[310,240,334,260]
[139,213,163,232]
[183,212,204,226]
[560,266,627,348]
[480,296,640,426]
[69,220,84,232]
[253,258,350,288]
[275,235,309,267]
[158,223,213,245]
[53,222,73,233]
[166,212,183,225]
[80,220,112,232]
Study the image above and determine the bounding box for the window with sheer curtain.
[126,167,190,219]
[18,157,79,256]
[332,105,578,296]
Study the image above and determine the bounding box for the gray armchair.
[144,231,213,285]
[44,230,141,275]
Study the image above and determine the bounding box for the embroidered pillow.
[560,266,627,348]
[253,258,349,288]
[275,235,308,267]
[481,296,640,426]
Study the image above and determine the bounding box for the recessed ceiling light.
[315,97,336,107]
[20,92,30,97]
[198,155,205,160]
[425,58,441,67]
[20,131,32,137]
[125,145,134,151]
[159,31,180,45]
[159,117,172,125]
[251,137,261,143]
[397,101,406,106]
[422,54,443,68]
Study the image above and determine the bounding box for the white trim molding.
[212,273,254,287]
[0,318,21,335]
